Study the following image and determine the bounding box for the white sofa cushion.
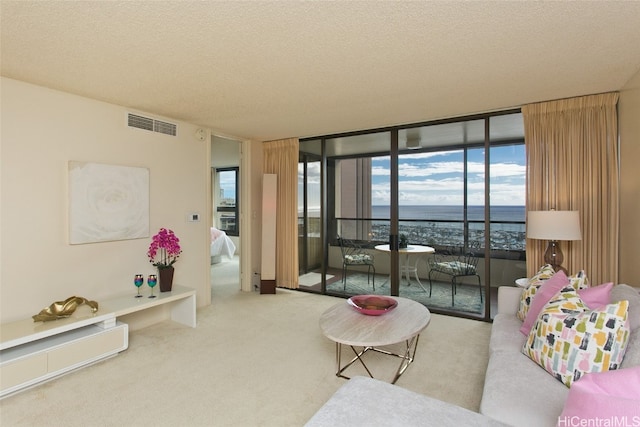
[489,313,526,353]
[622,328,640,369]
[306,376,508,427]
[480,350,569,427]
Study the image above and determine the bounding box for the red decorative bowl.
[347,295,398,316]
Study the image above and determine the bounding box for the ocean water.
[300,205,527,250]
[372,205,525,222]
[302,205,525,221]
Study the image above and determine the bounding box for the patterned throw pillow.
[516,265,589,321]
[520,271,570,335]
[568,271,590,290]
[516,264,556,320]
[522,289,630,387]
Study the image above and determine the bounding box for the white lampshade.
[527,210,582,241]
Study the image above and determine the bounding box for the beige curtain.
[263,138,300,289]
[522,92,619,284]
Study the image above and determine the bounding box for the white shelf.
[99,284,196,328]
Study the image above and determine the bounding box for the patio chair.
[338,237,375,291]
[428,241,482,305]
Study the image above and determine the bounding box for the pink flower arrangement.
[147,228,181,269]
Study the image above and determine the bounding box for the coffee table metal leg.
[391,334,420,384]
[335,343,375,380]
[334,335,421,384]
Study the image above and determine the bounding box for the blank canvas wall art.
[69,161,149,244]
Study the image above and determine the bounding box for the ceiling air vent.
[127,113,177,136]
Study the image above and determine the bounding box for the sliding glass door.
[297,111,525,321]
[298,133,396,297]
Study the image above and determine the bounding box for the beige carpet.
[0,274,491,426]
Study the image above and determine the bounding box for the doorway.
[211,136,241,293]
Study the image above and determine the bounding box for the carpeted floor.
[0,263,492,426]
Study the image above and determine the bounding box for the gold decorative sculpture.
[32,296,99,322]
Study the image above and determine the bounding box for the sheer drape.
[263,138,300,289]
[522,93,619,284]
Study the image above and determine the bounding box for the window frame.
[214,166,239,237]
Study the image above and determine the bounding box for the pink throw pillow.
[558,367,640,424]
[519,270,569,335]
[578,282,614,309]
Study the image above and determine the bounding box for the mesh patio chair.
[428,241,482,305]
[338,236,375,291]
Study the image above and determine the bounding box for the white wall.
[1,77,211,324]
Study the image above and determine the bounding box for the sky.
[372,145,526,206]
[217,170,237,200]
[298,144,526,210]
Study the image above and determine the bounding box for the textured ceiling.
[2,1,640,141]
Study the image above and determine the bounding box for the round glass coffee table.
[319,296,431,384]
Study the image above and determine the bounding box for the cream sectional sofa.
[306,284,640,426]
[305,375,507,427]
[480,283,640,426]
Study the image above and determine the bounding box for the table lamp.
[526,210,582,274]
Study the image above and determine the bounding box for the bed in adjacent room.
[210,227,236,264]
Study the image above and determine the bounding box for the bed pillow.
[519,271,570,335]
[516,264,556,320]
[211,227,223,240]
[522,289,630,387]
[558,366,640,422]
[578,282,614,310]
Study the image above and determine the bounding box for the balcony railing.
[331,218,526,258]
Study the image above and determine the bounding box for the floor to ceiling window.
[298,111,525,321]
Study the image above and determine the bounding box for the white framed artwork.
[69,161,149,244]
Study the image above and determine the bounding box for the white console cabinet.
[0,312,127,398]
[0,285,196,398]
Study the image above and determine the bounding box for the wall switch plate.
[187,213,200,222]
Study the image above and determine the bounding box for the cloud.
[303,149,526,208]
